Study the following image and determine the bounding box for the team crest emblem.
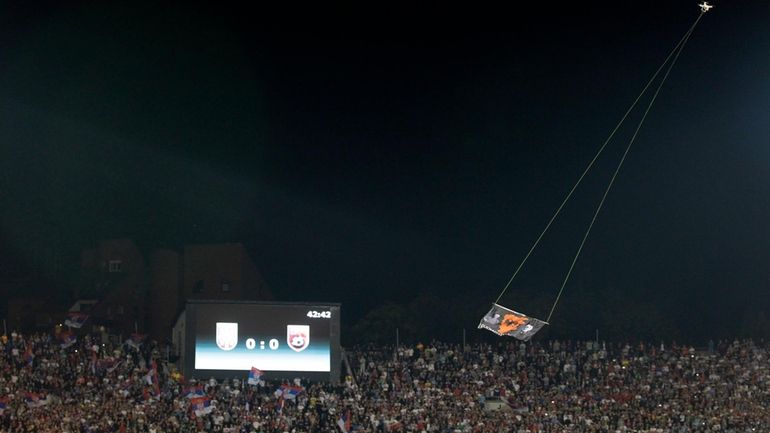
[287,325,310,352]
[216,322,238,351]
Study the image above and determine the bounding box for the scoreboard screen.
[182,301,341,382]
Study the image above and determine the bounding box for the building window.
[221,281,230,292]
[193,280,204,294]
[108,260,123,273]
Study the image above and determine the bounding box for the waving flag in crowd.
[248,367,264,385]
[58,331,77,349]
[24,392,49,408]
[23,345,34,367]
[145,360,160,397]
[97,356,121,373]
[275,384,304,400]
[183,384,206,399]
[191,396,213,416]
[125,333,146,350]
[64,312,88,328]
[337,409,352,433]
[478,303,547,341]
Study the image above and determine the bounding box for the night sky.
[1,2,768,341]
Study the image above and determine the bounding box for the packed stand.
[0,329,768,433]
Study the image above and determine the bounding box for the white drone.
[699,2,714,12]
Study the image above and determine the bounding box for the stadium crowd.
[0,329,768,433]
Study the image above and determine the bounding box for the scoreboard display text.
[188,302,340,379]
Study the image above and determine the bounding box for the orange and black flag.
[478,304,547,341]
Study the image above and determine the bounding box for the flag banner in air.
[478,303,547,341]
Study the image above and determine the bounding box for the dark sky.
[1,1,768,339]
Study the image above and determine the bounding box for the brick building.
[78,239,147,332]
[78,239,271,339]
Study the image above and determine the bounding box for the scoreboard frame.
[178,300,342,383]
